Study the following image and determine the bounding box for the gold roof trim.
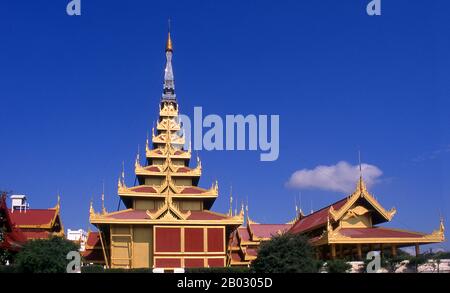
[159,102,178,117]
[329,177,396,223]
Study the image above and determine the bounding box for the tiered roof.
[289,177,445,246]
[90,30,242,227]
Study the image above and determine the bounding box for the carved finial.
[146,132,149,151]
[121,161,125,183]
[440,217,445,234]
[101,182,106,215]
[228,186,233,217]
[89,198,95,215]
[152,127,155,138]
[55,193,61,210]
[327,216,333,232]
[135,146,141,169]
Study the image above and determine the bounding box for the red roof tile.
[246,248,258,257]
[249,224,291,239]
[130,186,157,193]
[289,198,347,234]
[86,232,101,248]
[144,166,160,172]
[187,210,229,220]
[177,167,191,173]
[10,209,58,227]
[338,227,426,238]
[237,227,251,242]
[106,210,148,220]
[180,187,207,194]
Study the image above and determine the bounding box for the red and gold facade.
[289,177,445,260]
[89,32,243,269]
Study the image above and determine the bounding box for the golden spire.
[166,19,173,52]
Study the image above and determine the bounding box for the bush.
[251,233,321,273]
[407,255,427,272]
[326,259,351,273]
[81,264,105,273]
[15,236,79,273]
[0,265,18,273]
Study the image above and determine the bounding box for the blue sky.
[1,1,449,250]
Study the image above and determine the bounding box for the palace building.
[85,30,445,269]
[1,194,64,243]
[88,31,244,269]
[289,177,445,260]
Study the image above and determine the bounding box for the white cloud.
[286,161,383,193]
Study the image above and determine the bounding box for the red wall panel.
[207,228,224,252]
[155,227,181,252]
[184,258,204,268]
[184,228,204,252]
[155,258,181,268]
[208,258,225,267]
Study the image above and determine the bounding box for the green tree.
[326,259,351,273]
[15,236,79,273]
[407,254,427,273]
[251,233,321,273]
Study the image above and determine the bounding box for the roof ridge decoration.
[145,200,191,221]
[328,176,396,223]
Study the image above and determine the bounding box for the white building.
[67,229,88,251]
[10,194,29,212]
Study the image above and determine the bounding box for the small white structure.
[67,229,88,251]
[10,195,29,212]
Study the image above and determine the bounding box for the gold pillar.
[391,244,397,257]
[357,244,362,260]
[415,244,420,256]
[331,244,336,260]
